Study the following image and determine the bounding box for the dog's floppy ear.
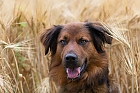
[85,22,112,53]
[40,25,63,55]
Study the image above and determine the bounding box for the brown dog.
[40,21,119,93]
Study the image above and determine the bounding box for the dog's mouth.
[66,59,87,80]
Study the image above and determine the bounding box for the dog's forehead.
[61,22,88,34]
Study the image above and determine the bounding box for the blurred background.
[0,0,140,93]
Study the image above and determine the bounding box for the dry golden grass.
[0,0,140,93]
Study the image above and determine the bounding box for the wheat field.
[0,0,140,93]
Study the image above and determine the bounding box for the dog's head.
[40,22,112,81]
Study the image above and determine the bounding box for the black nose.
[65,53,77,61]
[64,53,78,67]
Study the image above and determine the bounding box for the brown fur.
[40,21,120,93]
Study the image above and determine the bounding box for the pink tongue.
[66,67,80,79]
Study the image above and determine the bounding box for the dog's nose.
[64,53,78,67]
[65,53,77,61]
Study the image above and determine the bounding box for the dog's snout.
[64,53,78,67]
[65,53,77,61]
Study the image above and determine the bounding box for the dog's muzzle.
[64,53,86,80]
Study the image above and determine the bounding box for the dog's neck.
[60,80,109,93]
[59,69,109,93]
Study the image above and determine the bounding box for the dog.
[40,21,120,93]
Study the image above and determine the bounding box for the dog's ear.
[85,22,112,53]
[40,25,63,55]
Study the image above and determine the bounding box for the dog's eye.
[78,39,88,45]
[59,40,67,45]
